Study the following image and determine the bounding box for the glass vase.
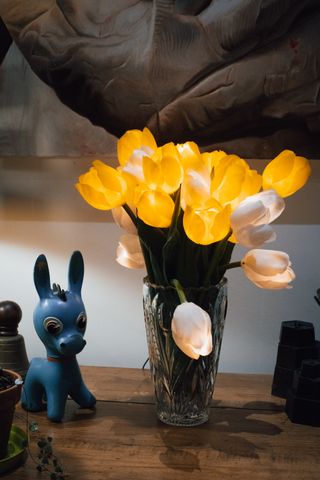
[143,277,227,426]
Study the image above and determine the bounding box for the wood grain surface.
[5,367,320,480]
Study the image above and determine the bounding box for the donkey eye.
[76,312,87,330]
[43,317,63,335]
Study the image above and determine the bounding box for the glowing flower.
[76,160,127,210]
[201,150,227,171]
[172,302,213,359]
[112,207,137,234]
[180,150,227,210]
[211,155,261,209]
[118,127,157,182]
[183,202,231,245]
[136,189,175,228]
[176,141,202,171]
[262,150,311,197]
[181,168,211,210]
[116,234,145,269]
[241,249,295,289]
[143,142,183,194]
[230,190,285,247]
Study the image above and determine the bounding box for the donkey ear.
[34,254,51,299]
[68,251,84,294]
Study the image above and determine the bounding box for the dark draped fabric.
[1,0,319,157]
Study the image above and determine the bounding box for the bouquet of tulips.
[76,128,311,359]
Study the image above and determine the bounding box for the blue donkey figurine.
[22,251,96,422]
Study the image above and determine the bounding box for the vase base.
[157,410,209,427]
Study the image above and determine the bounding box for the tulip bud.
[241,249,295,289]
[230,190,285,247]
[112,207,137,234]
[171,302,213,359]
[233,224,276,248]
[262,150,311,197]
[116,234,145,269]
[231,189,285,230]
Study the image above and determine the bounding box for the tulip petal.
[234,224,276,248]
[143,142,183,194]
[262,150,311,197]
[116,234,145,269]
[243,249,290,275]
[230,190,285,247]
[171,302,213,359]
[231,200,268,231]
[231,190,285,231]
[241,249,295,289]
[117,128,157,166]
[76,183,123,210]
[183,203,230,245]
[176,141,202,171]
[112,207,137,234]
[76,161,128,210]
[137,189,175,227]
[181,168,211,209]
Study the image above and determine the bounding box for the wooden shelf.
[7,366,320,479]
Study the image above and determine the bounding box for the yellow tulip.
[180,151,225,210]
[181,168,211,210]
[262,150,311,197]
[143,142,183,194]
[76,160,127,210]
[211,155,262,209]
[183,202,231,245]
[117,127,157,166]
[136,189,175,228]
[117,127,157,182]
[176,141,202,171]
[201,150,227,171]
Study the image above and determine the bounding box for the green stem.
[168,187,181,236]
[224,261,242,270]
[122,203,138,227]
[171,278,187,303]
[203,230,232,286]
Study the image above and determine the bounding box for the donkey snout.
[59,334,86,355]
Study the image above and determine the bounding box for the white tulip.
[234,224,276,248]
[231,190,285,247]
[241,249,295,289]
[112,206,137,234]
[172,302,213,360]
[116,234,145,269]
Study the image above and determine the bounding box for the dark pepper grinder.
[0,300,29,379]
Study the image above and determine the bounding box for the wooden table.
[4,366,320,479]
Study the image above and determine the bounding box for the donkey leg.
[70,381,96,408]
[46,389,68,422]
[21,375,45,412]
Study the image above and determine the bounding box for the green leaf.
[137,219,166,284]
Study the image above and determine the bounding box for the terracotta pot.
[0,369,22,459]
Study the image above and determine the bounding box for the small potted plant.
[0,368,22,459]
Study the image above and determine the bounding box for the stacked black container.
[272,320,320,426]
[285,359,320,426]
